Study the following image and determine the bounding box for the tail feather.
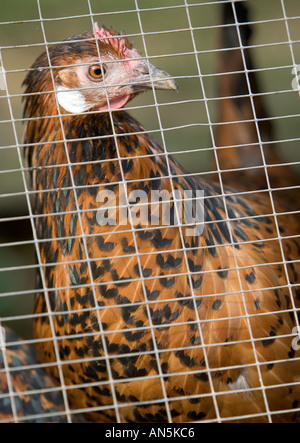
[215,1,300,197]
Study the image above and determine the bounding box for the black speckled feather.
[19,12,300,423]
[0,327,89,423]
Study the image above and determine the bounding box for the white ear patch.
[56,85,88,114]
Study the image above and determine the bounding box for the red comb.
[94,22,128,57]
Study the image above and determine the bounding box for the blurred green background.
[0,0,299,339]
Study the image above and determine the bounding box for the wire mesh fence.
[0,0,300,424]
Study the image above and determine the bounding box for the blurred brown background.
[0,0,299,338]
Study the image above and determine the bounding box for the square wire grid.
[0,0,299,423]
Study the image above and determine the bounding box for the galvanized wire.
[0,0,300,423]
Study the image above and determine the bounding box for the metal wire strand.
[0,0,299,423]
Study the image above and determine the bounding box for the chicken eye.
[88,66,103,80]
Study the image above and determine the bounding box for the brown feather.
[19,13,300,423]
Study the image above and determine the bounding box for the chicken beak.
[131,62,178,92]
[148,64,178,91]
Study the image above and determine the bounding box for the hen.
[21,11,300,423]
[215,2,300,200]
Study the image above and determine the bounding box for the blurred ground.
[0,0,299,338]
